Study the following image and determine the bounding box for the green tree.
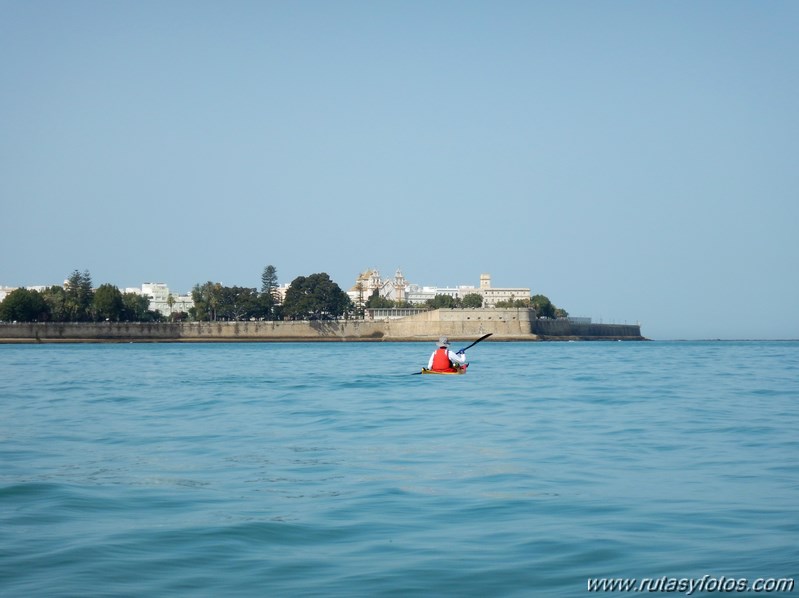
[170,310,188,322]
[122,292,151,321]
[191,281,223,321]
[65,269,93,321]
[259,265,279,320]
[93,284,124,321]
[496,297,531,308]
[365,289,394,309]
[531,294,553,317]
[462,293,484,308]
[353,281,366,316]
[41,285,68,321]
[0,288,49,322]
[530,294,566,318]
[218,286,259,321]
[282,273,352,320]
[250,292,278,320]
[426,294,459,309]
[261,265,279,296]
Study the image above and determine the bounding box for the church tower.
[393,268,407,303]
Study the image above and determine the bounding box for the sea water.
[1,341,797,597]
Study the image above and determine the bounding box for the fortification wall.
[533,319,645,340]
[0,322,183,342]
[380,308,534,340]
[0,321,381,343]
[0,309,644,343]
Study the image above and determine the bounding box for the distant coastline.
[0,308,646,343]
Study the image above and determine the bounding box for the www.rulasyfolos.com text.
[587,575,795,594]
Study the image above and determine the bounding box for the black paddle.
[454,333,493,354]
[412,333,492,374]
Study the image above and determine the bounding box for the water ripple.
[1,341,798,596]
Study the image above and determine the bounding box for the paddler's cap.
[437,336,449,347]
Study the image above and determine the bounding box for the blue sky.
[2,1,797,340]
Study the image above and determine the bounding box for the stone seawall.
[0,309,645,343]
[533,319,645,340]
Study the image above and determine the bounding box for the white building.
[137,283,193,316]
[476,273,531,307]
[273,283,291,304]
[348,268,408,306]
[405,284,479,304]
[348,270,531,308]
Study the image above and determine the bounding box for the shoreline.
[0,309,648,344]
[0,335,647,344]
[0,309,646,344]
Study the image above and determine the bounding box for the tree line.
[189,268,352,322]
[0,266,352,323]
[1,266,567,323]
[0,270,155,323]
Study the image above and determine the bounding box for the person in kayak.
[427,336,467,372]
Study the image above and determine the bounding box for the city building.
[405,284,479,304]
[348,271,531,308]
[4,271,536,316]
[128,283,193,317]
[348,268,408,306]
[476,273,531,307]
[273,283,291,304]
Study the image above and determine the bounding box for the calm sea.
[1,341,797,597]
